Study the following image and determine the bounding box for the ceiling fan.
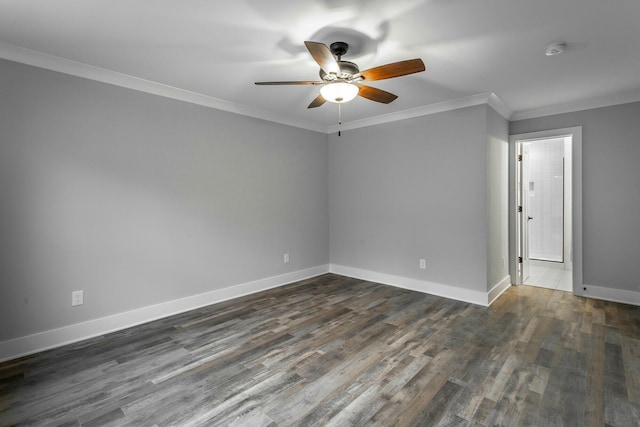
[255,41,426,109]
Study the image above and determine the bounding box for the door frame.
[509,126,582,292]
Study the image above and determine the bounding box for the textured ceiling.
[1,0,639,130]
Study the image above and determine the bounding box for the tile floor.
[525,262,572,292]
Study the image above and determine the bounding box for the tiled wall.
[526,138,565,262]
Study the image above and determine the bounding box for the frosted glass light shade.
[320,82,359,103]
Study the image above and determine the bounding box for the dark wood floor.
[1,274,639,426]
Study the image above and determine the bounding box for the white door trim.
[509,127,582,293]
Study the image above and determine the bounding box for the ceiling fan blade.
[357,85,398,104]
[359,58,425,81]
[255,81,324,85]
[304,41,340,75]
[308,94,326,109]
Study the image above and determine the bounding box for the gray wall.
[511,102,640,293]
[486,107,510,290]
[0,59,329,341]
[329,105,491,292]
[16,47,636,346]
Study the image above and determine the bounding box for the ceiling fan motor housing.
[320,61,360,81]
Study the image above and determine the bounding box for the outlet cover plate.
[72,290,84,306]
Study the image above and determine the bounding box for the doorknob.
[528,216,533,221]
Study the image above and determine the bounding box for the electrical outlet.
[419,259,426,269]
[284,253,289,264]
[71,290,84,306]
[502,257,506,268]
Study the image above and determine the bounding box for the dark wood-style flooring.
[1,274,639,426]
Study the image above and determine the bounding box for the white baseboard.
[330,264,491,306]
[488,275,513,305]
[580,284,640,307]
[0,265,330,363]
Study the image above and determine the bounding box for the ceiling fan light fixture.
[320,82,359,103]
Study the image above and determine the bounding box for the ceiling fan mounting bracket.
[330,41,349,59]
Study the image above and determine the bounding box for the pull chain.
[338,103,342,136]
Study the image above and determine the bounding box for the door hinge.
[518,154,523,161]
[518,256,523,263]
[518,206,523,212]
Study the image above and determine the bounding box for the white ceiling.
[1,0,640,131]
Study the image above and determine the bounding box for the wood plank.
[585,322,606,426]
[620,335,640,405]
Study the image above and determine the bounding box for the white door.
[517,143,531,284]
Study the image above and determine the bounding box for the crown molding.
[0,42,328,134]
[328,92,511,134]
[511,89,640,121]
[0,43,517,133]
[487,93,514,120]
[4,42,639,130]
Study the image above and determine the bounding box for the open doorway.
[510,127,582,294]
[518,137,572,290]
